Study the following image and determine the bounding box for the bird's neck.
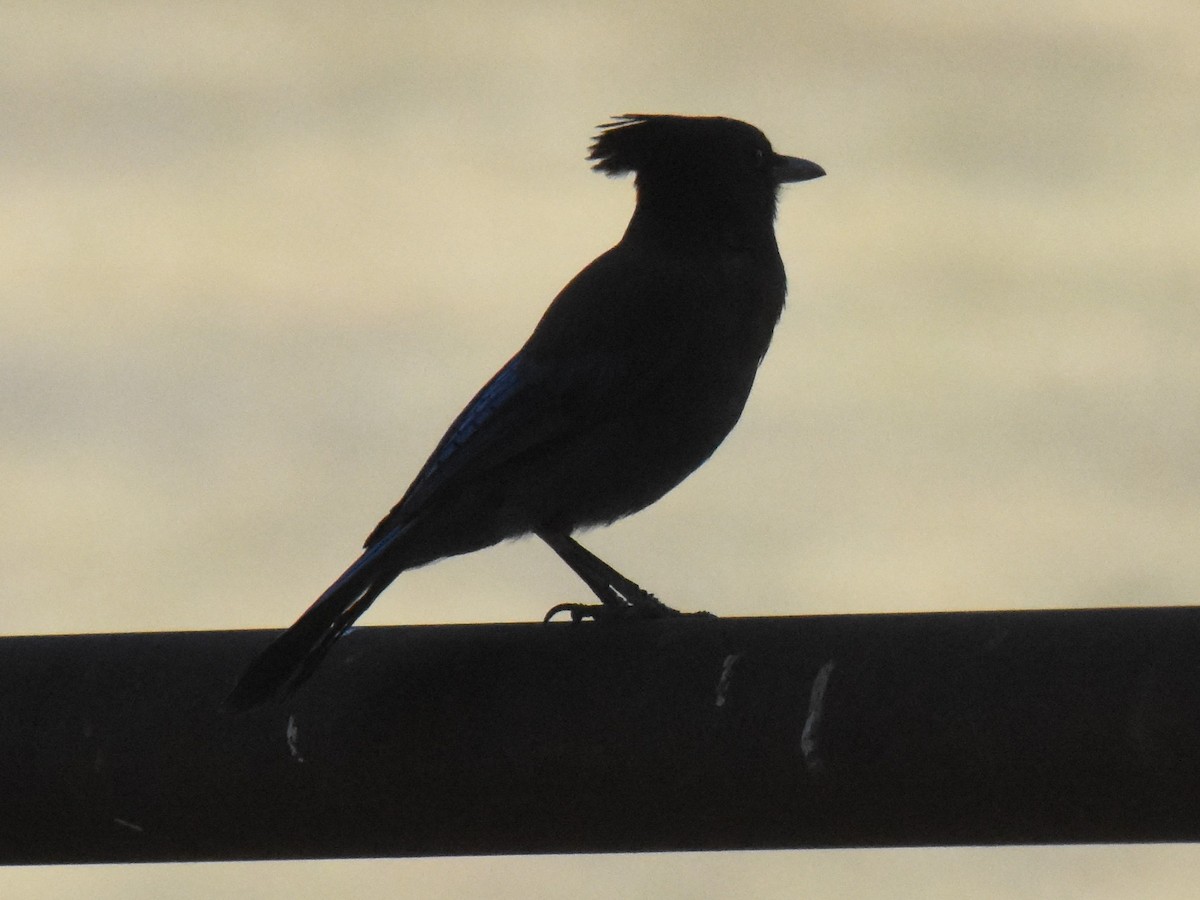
[623,191,781,252]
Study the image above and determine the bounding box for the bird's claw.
[543,597,714,623]
[543,602,616,623]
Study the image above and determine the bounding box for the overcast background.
[3,1,1198,896]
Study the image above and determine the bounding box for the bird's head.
[588,114,823,234]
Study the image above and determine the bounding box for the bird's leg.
[537,530,684,622]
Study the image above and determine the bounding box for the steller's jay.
[225,114,824,710]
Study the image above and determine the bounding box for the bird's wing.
[362,352,583,547]
[365,246,690,550]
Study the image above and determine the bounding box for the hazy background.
[3,1,1198,896]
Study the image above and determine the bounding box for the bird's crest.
[587,114,776,182]
[588,115,664,176]
[591,115,753,177]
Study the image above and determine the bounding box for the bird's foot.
[543,602,622,623]
[543,595,713,623]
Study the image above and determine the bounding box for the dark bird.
[225,114,824,711]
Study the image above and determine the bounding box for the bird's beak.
[773,154,825,184]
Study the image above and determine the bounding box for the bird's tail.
[223,538,400,712]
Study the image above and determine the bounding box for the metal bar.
[2,606,1199,864]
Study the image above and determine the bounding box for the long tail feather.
[223,539,400,712]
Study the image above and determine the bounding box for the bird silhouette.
[225,114,824,711]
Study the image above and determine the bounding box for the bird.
[225,114,824,711]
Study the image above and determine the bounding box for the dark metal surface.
[2,606,1199,864]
